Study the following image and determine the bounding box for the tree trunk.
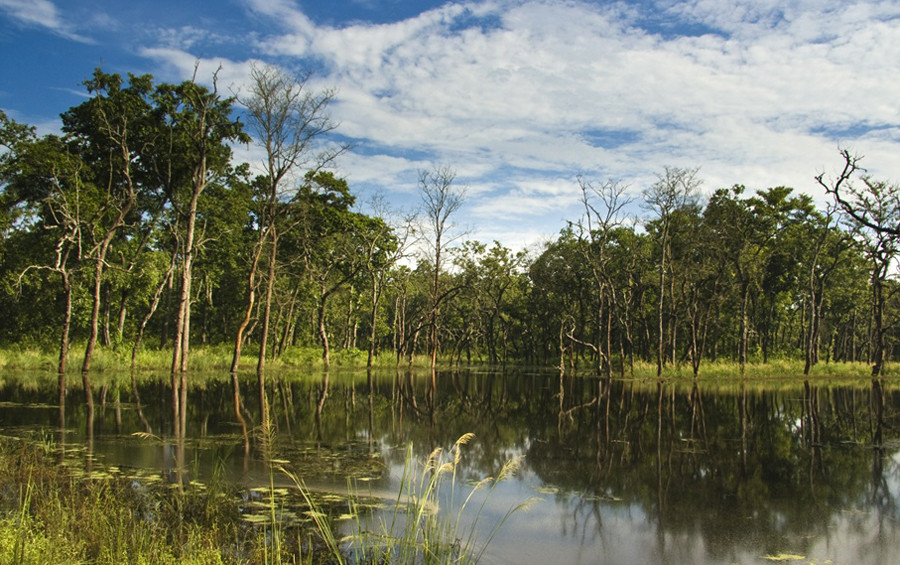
[132,252,176,371]
[319,294,331,367]
[739,280,750,374]
[230,234,265,373]
[82,252,108,375]
[171,185,201,437]
[368,274,380,368]
[257,228,277,377]
[656,232,667,377]
[58,271,73,413]
[430,240,442,371]
[871,270,885,376]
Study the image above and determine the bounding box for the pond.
[1,368,899,564]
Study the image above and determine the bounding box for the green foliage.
[1,68,898,375]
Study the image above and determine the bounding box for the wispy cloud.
[0,0,92,42]
[138,48,259,92]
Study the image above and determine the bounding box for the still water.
[1,368,899,564]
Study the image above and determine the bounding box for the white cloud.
[133,0,900,250]
[0,0,92,42]
[138,48,260,93]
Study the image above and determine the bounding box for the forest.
[2,65,900,382]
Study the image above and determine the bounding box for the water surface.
[1,369,898,564]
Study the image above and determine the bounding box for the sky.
[2,0,900,253]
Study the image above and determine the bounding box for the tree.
[643,167,700,376]
[233,63,342,380]
[61,70,156,401]
[796,207,851,374]
[419,165,466,370]
[453,240,527,364]
[817,150,900,376]
[359,196,413,368]
[152,68,247,436]
[0,110,36,238]
[574,177,632,375]
[670,203,722,377]
[4,133,83,391]
[528,229,594,368]
[289,171,361,366]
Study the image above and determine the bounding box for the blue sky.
[2,0,900,252]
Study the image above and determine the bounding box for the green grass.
[607,358,892,381]
[0,431,531,564]
[1,342,897,381]
[0,437,247,564]
[0,343,428,373]
[284,433,539,565]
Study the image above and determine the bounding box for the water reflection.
[1,370,899,564]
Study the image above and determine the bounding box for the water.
[1,368,899,564]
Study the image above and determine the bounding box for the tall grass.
[3,342,896,377]
[282,433,539,565]
[612,358,889,381]
[0,436,244,564]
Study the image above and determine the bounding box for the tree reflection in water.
[3,369,899,564]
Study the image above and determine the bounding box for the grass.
[3,340,899,379]
[0,343,430,373]
[284,433,539,565]
[0,436,248,564]
[0,431,530,564]
[603,357,893,381]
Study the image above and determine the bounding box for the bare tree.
[231,63,343,423]
[362,194,415,368]
[419,165,466,370]
[574,177,632,376]
[153,67,247,437]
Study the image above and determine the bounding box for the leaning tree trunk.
[132,253,176,371]
[229,234,265,374]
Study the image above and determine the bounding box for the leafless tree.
[230,63,343,424]
[574,177,632,376]
[419,165,466,370]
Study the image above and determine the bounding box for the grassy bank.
[0,343,413,374]
[0,343,895,379]
[0,436,254,564]
[0,433,528,565]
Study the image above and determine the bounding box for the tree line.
[2,66,900,384]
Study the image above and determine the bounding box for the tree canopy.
[2,68,899,378]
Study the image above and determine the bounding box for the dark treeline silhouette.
[3,68,900,378]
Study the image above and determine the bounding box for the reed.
[283,432,539,565]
